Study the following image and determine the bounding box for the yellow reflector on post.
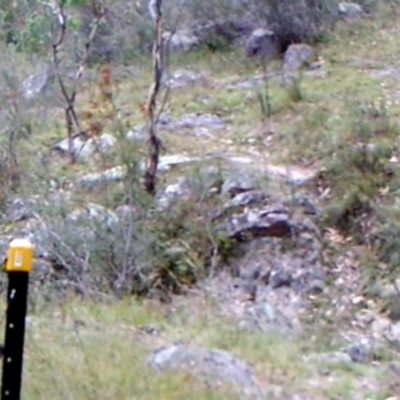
[5,239,33,273]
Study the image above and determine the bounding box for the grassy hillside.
[1,2,400,399]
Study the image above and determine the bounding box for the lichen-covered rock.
[53,133,117,164]
[149,344,263,398]
[283,44,316,76]
[245,28,280,61]
[338,2,365,18]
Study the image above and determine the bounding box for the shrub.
[321,100,398,234]
[26,165,239,301]
[371,205,400,277]
[0,1,53,54]
[257,0,338,49]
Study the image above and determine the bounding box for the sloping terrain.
[1,2,400,399]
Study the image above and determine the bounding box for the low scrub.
[321,100,399,234]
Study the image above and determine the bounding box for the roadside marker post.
[1,239,33,400]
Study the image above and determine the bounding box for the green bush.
[321,100,398,233]
[366,201,400,283]
[0,1,53,54]
[30,168,239,301]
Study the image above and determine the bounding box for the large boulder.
[282,43,316,87]
[283,43,316,75]
[245,28,281,61]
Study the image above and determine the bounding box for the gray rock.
[149,344,262,398]
[227,73,279,89]
[389,362,400,379]
[76,154,206,188]
[226,211,323,299]
[247,301,294,331]
[306,279,325,294]
[212,190,269,220]
[305,351,353,365]
[384,321,400,345]
[269,268,292,289]
[53,133,86,158]
[77,166,126,189]
[245,28,280,61]
[16,219,54,259]
[283,44,316,76]
[157,154,206,170]
[66,203,119,226]
[163,30,200,53]
[341,339,379,363]
[223,205,292,240]
[114,205,137,220]
[20,68,52,101]
[156,177,193,210]
[53,133,117,163]
[157,167,223,209]
[77,133,117,162]
[264,164,318,186]
[338,2,365,18]
[221,170,256,197]
[6,197,38,223]
[287,193,319,215]
[220,156,319,187]
[164,69,206,89]
[225,190,268,208]
[126,125,146,141]
[239,265,262,282]
[163,113,224,130]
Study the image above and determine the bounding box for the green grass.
[12,297,307,399]
[2,2,400,399]
[5,296,390,399]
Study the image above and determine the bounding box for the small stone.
[156,177,192,210]
[341,341,370,363]
[338,2,365,18]
[20,68,53,101]
[269,269,292,289]
[221,170,256,197]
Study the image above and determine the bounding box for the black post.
[1,272,29,400]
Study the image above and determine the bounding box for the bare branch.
[143,0,164,195]
[49,0,107,163]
